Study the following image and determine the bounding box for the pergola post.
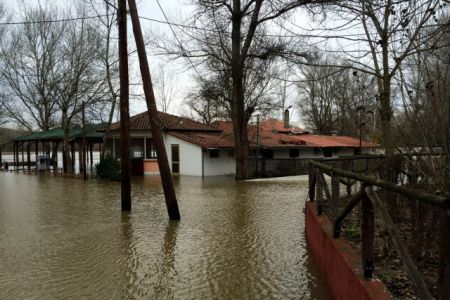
[27,142,31,171]
[52,142,58,172]
[78,142,83,177]
[71,142,75,173]
[13,142,17,171]
[21,142,24,172]
[89,143,94,174]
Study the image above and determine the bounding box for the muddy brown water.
[0,173,331,299]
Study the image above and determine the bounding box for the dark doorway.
[171,144,180,174]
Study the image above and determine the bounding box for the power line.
[155,0,202,77]
[0,13,114,26]
[0,11,372,41]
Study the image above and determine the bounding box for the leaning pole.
[118,0,131,211]
[127,0,181,220]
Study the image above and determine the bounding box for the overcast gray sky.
[4,0,322,125]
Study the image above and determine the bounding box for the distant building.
[105,111,379,177]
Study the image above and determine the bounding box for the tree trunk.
[380,86,392,155]
[233,116,249,179]
[231,0,249,180]
[63,128,73,174]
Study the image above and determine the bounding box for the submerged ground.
[0,173,330,299]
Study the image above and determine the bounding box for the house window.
[210,149,219,158]
[262,149,273,159]
[289,149,300,158]
[130,138,144,158]
[171,144,180,174]
[228,150,235,157]
[323,148,333,157]
[146,139,157,159]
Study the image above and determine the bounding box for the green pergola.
[6,125,104,174]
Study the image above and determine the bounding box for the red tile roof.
[107,112,379,149]
[170,119,378,149]
[108,111,221,132]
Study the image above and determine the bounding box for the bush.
[95,154,120,181]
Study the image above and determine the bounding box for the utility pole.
[256,114,260,177]
[127,0,180,220]
[118,0,131,211]
[82,101,87,180]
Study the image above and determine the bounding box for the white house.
[105,111,378,177]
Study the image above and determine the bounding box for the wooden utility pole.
[127,0,180,220]
[118,0,131,211]
[82,101,87,180]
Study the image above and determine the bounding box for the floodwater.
[0,172,331,299]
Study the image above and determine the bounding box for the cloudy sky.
[4,0,325,125]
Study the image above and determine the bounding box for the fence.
[247,157,310,178]
[308,156,450,300]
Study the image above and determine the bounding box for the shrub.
[95,154,120,181]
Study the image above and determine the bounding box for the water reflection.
[153,221,178,298]
[0,172,331,299]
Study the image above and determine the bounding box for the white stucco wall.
[164,134,203,176]
[203,149,236,176]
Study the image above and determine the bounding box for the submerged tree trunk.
[63,129,73,174]
[231,0,248,180]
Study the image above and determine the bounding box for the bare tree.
[395,24,450,187]
[312,0,447,154]
[152,0,333,179]
[89,0,120,159]
[0,1,7,126]
[154,64,178,113]
[0,2,65,131]
[298,53,377,136]
[184,74,230,124]
[55,4,109,173]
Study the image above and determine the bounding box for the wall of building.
[203,149,236,176]
[164,134,203,176]
[143,159,159,175]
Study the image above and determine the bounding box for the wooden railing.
[308,157,450,300]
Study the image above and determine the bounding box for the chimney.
[284,109,290,128]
